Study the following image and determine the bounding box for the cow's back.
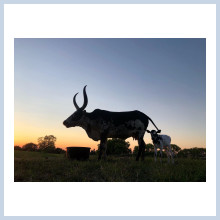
[88,109,149,128]
[160,135,171,145]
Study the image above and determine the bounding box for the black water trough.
[66,147,90,160]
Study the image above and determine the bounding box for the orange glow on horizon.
[14,114,206,151]
[14,134,206,151]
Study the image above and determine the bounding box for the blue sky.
[14,38,206,149]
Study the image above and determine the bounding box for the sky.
[14,38,206,150]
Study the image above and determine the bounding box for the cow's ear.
[157,130,161,133]
[146,130,151,133]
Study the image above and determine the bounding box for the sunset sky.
[14,38,206,150]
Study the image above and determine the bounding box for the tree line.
[14,135,65,154]
[91,138,206,159]
[15,136,206,159]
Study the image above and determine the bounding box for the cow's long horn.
[73,93,79,110]
[81,85,88,110]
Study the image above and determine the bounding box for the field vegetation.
[14,136,206,182]
[14,150,206,182]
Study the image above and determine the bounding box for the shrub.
[178,147,206,159]
[22,143,38,151]
[90,149,97,155]
[97,138,131,155]
[14,146,22,151]
[38,135,56,151]
[54,148,66,154]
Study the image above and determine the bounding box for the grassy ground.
[14,150,206,182]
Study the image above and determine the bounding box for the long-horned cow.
[63,86,161,161]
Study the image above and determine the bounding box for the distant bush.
[97,138,132,155]
[38,135,56,151]
[54,147,66,154]
[133,144,158,155]
[14,146,22,151]
[133,143,181,158]
[146,143,154,152]
[22,143,38,151]
[41,146,56,153]
[37,146,65,154]
[178,147,206,159]
[36,135,66,154]
[171,144,181,156]
[90,149,97,155]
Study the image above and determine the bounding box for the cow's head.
[63,85,88,128]
[146,129,161,140]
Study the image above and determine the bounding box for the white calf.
[147,130,174,163]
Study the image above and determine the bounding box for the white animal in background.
[147,130,174,163]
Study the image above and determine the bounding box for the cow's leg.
[136,144,142,161]
[98,137,107,160]
[166,146,170,163]
[136,139,142,161]
[98,141,103,160]
[102,139,107,160]
[168,144,174,164]
[140,138,146,161]
[159,146,163,163]
[136,137,145,161]
[154,146,157,162]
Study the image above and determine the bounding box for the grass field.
[14,150,206,182]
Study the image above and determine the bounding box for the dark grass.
[14,150,206,182]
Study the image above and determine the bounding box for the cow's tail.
[147,117,160,131]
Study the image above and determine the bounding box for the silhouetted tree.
[133,143,179,158]
[178,147,206,159]
[98,138,131,155]
[170,144,181,156]
[22,143,38,151]
[90,149,97,155]
[176,149,189,158]
[133,146,139,155]
[14,146,22,151]
[38,135,56,151]
[146,143,154,152]
[133,143,154,156]
[54,147,66,154]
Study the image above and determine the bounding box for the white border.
[4,4,216,216]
